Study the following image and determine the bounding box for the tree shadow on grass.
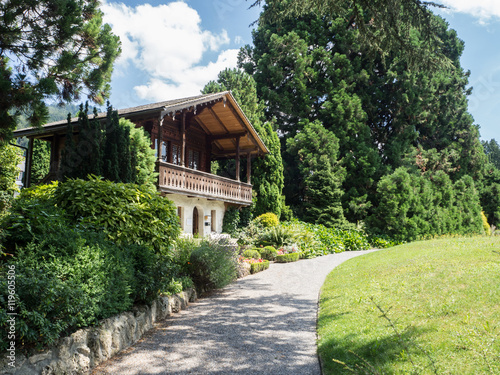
[319,323,437,375]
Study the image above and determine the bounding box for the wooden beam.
[212,147,259,157]
[247,152,251,185]
[157,116,163,161]
[208,131,247,141]
[25,137,34,188]
[235,136,240,181]
[181,111,186,166]
[205,136,212,173]
[208,107,230,134]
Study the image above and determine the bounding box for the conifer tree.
[103,104,120,182]
[286,120,347,227]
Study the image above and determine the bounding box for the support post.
[206,138,212,173]
[235,136,240,181]
[25,137,34,188]
[181,111,186,167]
[157,116,164,161]
[246,152,251,184]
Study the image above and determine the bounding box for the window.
[172,144,181,165]
[161,142,167,161]
[188,149,200,170]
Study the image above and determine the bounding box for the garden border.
[0,289,197,375]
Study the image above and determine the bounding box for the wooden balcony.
[157,161,252,205]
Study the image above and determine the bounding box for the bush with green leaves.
[242,249,261,259]
[0,144,22,213]
[0,228,168,351]
[250,260,270,274]
[53,176,180,254]
[0,180,183,351]
[189,236,239,293]
[275,252,300,263]
[222,206,240,235]
[253,212,279,228]
[259,246,277,261]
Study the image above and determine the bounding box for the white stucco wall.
[164,194,226,237]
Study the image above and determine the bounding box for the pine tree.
[286,120,347,227]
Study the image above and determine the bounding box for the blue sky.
[102,0,500,141]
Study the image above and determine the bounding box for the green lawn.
[317,237,500,374]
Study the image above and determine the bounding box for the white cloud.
[102,1,237,101]
[439,0,500,22]
[134,49,239,100]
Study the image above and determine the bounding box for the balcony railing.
[157,161,252,205]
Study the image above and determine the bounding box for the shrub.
[275,252,300,263]
[53,176,180,255]
[189,236,238,293]
[249,260,270,274]
[0,230,156,350]
[243,249,261,259]
[259,246,277,261]
[254,212,279,228]
[342,230,371,251]
[481,211,491,236]
[257,224,294,247]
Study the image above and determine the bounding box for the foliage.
[120,118,157,187]
[248,259,270,274]
[242,249,261,259]
[481,212,491,236]
[53,177,180,255]
[189,236,239,293]
[259,246,278,261]
[367,167,484,242]
[482,139,500,170]
[253,212,279,228]
[60,103,143,184]
[241,3,486,229]
[0,178,184,350]
[31,139,51,184]
[0,225,166,350]
[0,144,22,211]
[479,165,500,227]
[0,0,120,143]
[222,206,240,235]
[286,120,347,226]
[249,0,447,70]
[318,237,500,374]
[275,252,300,263]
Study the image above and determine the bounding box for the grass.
[317,237,500,374]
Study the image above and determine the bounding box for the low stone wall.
[1,289,197,375]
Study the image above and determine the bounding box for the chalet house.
[13,91,269,236]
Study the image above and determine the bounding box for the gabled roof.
[13,91,269,156]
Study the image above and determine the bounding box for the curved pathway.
[92,250,378,375]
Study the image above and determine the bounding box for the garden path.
[92,250,378,375]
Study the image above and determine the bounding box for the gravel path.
[92,250,377,375]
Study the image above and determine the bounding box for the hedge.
[275,253,300,263]
[250,260,270,274]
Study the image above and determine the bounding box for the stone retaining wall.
[1,289,197,375]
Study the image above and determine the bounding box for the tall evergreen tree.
[103,104,120,182]
[241,3,486,224]
[286,120,347,227]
